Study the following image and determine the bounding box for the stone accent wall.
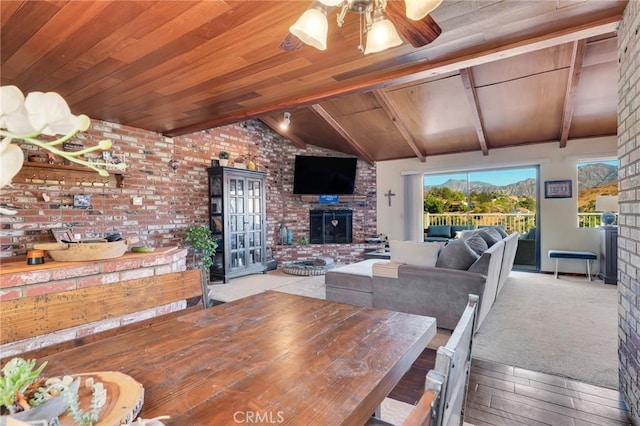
[1,120,376,264]
[617,2,640,423]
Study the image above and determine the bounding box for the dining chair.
[432,294,478,425]
[368,294,478,426]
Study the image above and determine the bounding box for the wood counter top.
[0,247,182,275]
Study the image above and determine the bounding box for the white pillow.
[389,240,442,267]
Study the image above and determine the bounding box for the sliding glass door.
[424,166,538,271]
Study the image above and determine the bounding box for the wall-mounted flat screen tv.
[293,155,358,195]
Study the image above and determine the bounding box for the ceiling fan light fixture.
[404,0,443,21]
[289,4,329,51]
[364,9,402,54]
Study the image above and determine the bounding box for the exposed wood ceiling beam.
[259,117,307,149]
[166,16,620,136]
[559,39,588,148]
[373,90,426,162]
[459,68,489,156]
[309,105,375,165]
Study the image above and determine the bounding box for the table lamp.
[595,195,619,226]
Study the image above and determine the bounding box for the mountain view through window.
[423,168,537,234]
[577,160,618,227]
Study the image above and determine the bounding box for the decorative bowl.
[8,378,80,424]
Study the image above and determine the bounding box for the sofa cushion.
[324,259,385,292]
[436,239,479,270]
[524,227,536,240]
[465,233,489,255]
[493,226,509,238]
[477,229,501,247]
[390,240,441,267]
[427,225,452,238]
[451,224,475,234]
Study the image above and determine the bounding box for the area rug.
[472,270,619,389]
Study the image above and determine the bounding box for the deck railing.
[423,212,610,233]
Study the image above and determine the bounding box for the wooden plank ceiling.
[1,0,625,163]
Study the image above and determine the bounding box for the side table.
[364,249,391,260]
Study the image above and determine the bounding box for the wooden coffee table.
[39,291,436,425]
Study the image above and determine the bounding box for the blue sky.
[424,168,536,187]
[424,160,618,187]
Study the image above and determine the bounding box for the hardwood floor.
[389,348,437,404]
[390,351,632,425]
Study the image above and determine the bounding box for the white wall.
[376,136,617,274]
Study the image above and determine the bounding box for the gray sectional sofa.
[325,229,519,331]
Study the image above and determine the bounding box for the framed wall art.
[74,194,91,208]
[544,180,572,199]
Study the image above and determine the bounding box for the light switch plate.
[132,196,143,206]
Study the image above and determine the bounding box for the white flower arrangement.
[0,85,125,190]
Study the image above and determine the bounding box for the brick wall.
[617,2,640,423]
[0,248,188,357]
[1,119,376,264]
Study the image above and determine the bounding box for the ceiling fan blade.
[279,33,305,52]
[385,1,442,48]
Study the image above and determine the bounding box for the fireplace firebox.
[309,210,353,244]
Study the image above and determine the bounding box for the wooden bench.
[548,250,597,281]
[1,268,205,361]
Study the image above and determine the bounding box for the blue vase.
[279,222,288,245]
[287,230,293,245]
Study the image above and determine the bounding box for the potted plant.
[218,151,230,166]
[185,225,218,308]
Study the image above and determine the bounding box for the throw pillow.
[435,239,479,270]
[493,226,508,238]
[426,225,452,238]
[484,227,503,240]
[390,240,441,267]
[465,234,489,255]
[477,229,501,247]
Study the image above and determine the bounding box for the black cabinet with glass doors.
[207,167,267,283]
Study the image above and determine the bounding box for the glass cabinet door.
[228,176,245,270]
[246,178,263,266]
[226,174,263,271]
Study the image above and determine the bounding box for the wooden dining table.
[39,291,437,425]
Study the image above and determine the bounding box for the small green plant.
[64,381,106,426]
[218,151,230,159]
[185,225,217,269]
[0,358,48,414]
[298,235,309,245]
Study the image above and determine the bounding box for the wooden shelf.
[15,162,124,188]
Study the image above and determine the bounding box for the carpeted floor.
[472,270,619,389]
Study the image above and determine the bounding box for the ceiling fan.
[280,0,443,54]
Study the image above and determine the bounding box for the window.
[576,160,618,228]
[423,167,537,234]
